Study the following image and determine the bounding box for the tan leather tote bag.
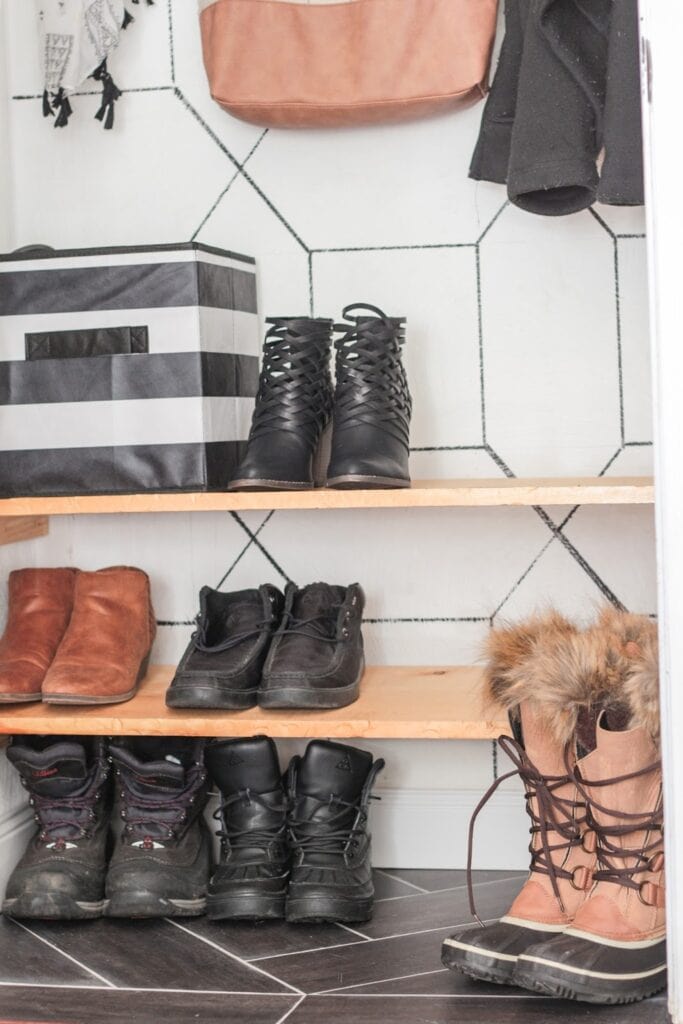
[199,0,499,129]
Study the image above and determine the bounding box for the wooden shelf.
[0,477,654,518]
[0,665,508,740]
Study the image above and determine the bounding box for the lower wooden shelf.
[0,665,508,740]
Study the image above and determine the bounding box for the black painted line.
[484,445,515,479]
[533,505,625,608]
[167,0,175,84]
[410,445,487,452]
[588,206,617,240]
[598,448,624,476]
[614,239,626,446]
[475,244,487,443]
[363,616,489,624]
[310,242,476,254]
[625,440,653,447]
[492,739,498,780]
[475,199,509,245]
[616,233,647,240]
[174,89,310,253]
[192,130,269,241]
[214,510,276,590]
[308,252,315,317]
[230,510,293,584]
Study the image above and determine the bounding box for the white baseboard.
[0,807,32,897]
[372,787,529,870]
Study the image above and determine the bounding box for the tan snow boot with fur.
[514,610,665,1004]
[442,612,599,985]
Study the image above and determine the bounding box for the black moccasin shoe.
[259,582,365,709]
[166,585,284,710]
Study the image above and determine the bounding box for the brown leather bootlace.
[467,735,588,924]
[568,753,664,906]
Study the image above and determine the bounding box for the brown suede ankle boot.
[0,568,77,703]
[514,611,665,1005]
[42,566,156,705]
[443,613,598,985]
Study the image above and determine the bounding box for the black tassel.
[122,8,134,28]
[52,90,72,128]
[92,60,122,130]
[42,90,52,118]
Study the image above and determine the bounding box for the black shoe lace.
[28,788,103,843]
[213,789,287,851]
[466,735,587,924]
[191,615,276,654]
[333,303,411,444]
[118,766,207,841]
[279,605,343,644]
[250,317,333,445]
[568,752,663,897]
[289,794,379,855]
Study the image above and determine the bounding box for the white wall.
[0,1,655,868]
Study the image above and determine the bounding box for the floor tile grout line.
[321,992,547,999]
[0,981,294,996]
[375,875,524,903]
[374,869,429,893]
[335,922,372,941]
[274,993,306,1023]
[166,918,304,997]
[10,920,117,989]
[312,967,450,995]
[249,936,370,963]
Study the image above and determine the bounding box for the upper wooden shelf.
[0,665,508,740]
[0,477,654,518]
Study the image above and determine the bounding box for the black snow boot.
[326,303,411,489]
[229,317,334,490]
[167,585,284,709]
[105,738,211,918]
[286,740,384,923]
[3,736,110,920]
[259,582,365,709]
[206,736,289,920]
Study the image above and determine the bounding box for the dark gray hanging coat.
[470,0,644,216]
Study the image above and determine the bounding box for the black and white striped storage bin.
[0,242,258,496]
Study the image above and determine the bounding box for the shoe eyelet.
[342,628,349,639]
[639,881,659,907]
[581,830,597,854]
[570,865,592,891]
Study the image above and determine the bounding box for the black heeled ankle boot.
[326,303,412,489]
[229,317,334,491]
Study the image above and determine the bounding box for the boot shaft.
[0,568,77,664]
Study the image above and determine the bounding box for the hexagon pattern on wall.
[2,0,655,782]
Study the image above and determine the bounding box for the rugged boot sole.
[286,893,373,924]
[513,940,668,1005]
[207,890,286,921]
[105,892,206,919]
[326,474,410,490]
[166,682,258,710]
[3,893,106,920]
[441,937,518,986]
[259,660,364,710]
[43,653,151,705]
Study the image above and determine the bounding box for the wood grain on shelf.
[0,665,509,740]
[0,477,654,518]
[0,515,49,546]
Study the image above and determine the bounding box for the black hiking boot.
[3,736,110,920]
[229,317,334,490]
[286,740,384,923]
[259,582,365,709]
[206,736,289,920]
[166,585,284,709]
[105,738,211,918]
[326,304,411,489]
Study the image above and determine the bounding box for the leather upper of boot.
[262,582,364,690]
[42,566,156,701]
[171,586,283,687]
[288,740,383,895]
[107,738,210,898]
[0,568,77,699]
[567,720,664,944]
[230,317,333,488]
[503,705,596,929]
[4,736,110,902]
[327,304,411,483]
[207,736,289,892]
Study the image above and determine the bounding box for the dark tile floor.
[0,869,669,1024]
